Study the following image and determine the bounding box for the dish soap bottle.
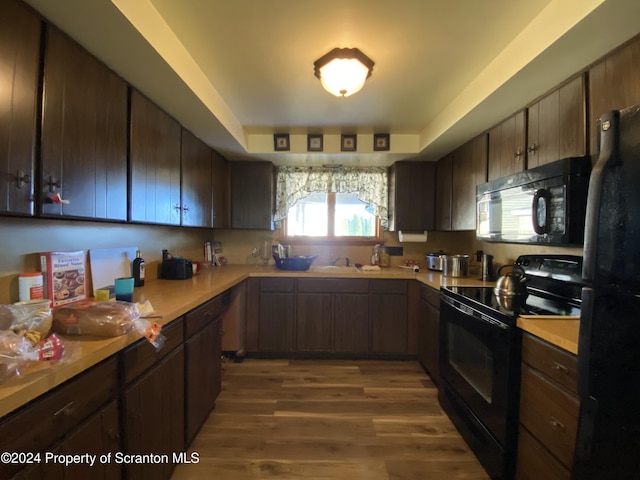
[133,250,145,287]
[371,244,380,266]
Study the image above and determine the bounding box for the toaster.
[159,258,193,280]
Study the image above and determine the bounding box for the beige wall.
[0,216,583,304]
[0,216,214,304]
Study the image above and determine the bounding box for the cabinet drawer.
[522,333,577,394]
[260,278,295,292]
[519,365,579,468]
[516,427,570,480]
[298,278,369,293]
[371,279,407,294]
[185,295,223,339]
[419,284,440,308]
[122,317,184,384]
[0,357,118,479]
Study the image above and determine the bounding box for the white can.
[19,272,44,302]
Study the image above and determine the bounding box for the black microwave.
[476,157,592,244]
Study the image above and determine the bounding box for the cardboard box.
[40,251,87,308]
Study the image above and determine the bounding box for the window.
[275,166,388,244]
[285,192,379,240]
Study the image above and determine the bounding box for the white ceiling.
[23,0,640,166]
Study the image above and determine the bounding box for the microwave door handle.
[532,188,550,235]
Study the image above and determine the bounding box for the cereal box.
[40,251,87,308]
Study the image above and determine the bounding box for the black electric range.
[439,254,584,480]
[442,254,584,324]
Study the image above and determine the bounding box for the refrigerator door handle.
[583,110,620,280]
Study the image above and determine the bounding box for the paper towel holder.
[398,230,428,243]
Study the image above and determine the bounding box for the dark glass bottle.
[132,250,145,287]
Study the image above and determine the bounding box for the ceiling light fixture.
[313,47,374,97]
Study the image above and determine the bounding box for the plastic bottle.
[132,250,145,287]
[371,244,380,266]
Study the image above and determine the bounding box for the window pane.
[287,192,328,236]
[334,192,376,237]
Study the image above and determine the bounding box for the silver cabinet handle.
[550,416,566,431]
[513,150,523,159]
[16,170,31,189]
[551,362,569,374]
[527,144,538,153]
[53,401,75,418]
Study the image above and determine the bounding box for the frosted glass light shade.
[314,48,374,97]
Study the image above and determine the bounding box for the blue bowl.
[273,255,318,271]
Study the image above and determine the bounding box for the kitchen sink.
[310,265,359,273]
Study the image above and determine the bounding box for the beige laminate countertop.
[516,317,580,355]
[0,264,571,418]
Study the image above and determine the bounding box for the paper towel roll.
[398,231,428,242]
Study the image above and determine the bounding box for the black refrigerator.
[573,104,640,479]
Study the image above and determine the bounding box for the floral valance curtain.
[274,166,389,227]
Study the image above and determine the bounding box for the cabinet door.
[388,161,436,232]
[185,317,221,444]
[527,75,586,168]
[130,89,181,225]
[452,134,487,231]
[436,154,453,231]
[296,293,332,351]
[488,110,526,181]
[371,294,408,354]
[123,346,184,480]
[55,400,121,480]
[588,36,640,158]
[212,150,230,229]
[41,27,128,220]
[258,292,295,352]
[0,0,40,216]
[419,291,440,383]
[231,161,274,229]
[181,128,213,227]
[333,293,370,353]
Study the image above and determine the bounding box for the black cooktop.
[441,254,585,322]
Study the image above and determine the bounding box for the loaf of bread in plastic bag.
[52,301,140,336]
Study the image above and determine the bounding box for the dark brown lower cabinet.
[123,346,185,480]
[333,293,370,353]
[185,316,222,444]
[418,284,440,383]
[259,292,295,352]
[296,293,332,351]
[371,281,408,354]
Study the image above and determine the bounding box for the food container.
[425,251,446,271]
[443,254,470,277]
[273,255,318,271]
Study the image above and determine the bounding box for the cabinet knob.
[513,150,523,159]
[174,204,182,212]
[107,428,120,440]
[16,170,31,189]
[527,144,538,154]
[549,416,566,431]
[182,205,190,212]
[46,176,61,193]
[551,361,569,374]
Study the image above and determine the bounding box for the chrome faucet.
[331,256,350,266]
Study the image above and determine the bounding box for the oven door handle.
[441,295,509,330]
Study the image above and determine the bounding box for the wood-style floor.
[172,359,490,480]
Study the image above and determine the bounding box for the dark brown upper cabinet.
[435,154,453,231]
[589,35,640,159]
[452,134,488,231]
[40,26,128,220]
[211,150,230,229]
[230,161,275,230]
[388,161,436,232]
[487,110,526,181]
[181,128,213,228]
[130,89,182,225]
[527,74,586,169]
[0,0,40,216]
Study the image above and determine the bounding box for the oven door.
[439,294,520,447]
